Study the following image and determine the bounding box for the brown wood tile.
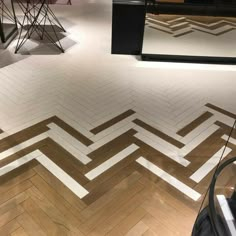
[0,205,24,228]
[87,129,137,163]
[106,206,147,236]
[0,140,47,168]
[11,227,28,236]
[26,186,84,235]
[185,129,226,172]
[21,198,69,236]
[133,119,184,148]
[0,180,32,206]
[215,121,236,139]
[141,213,176,236]
[80,171,142,220]
[33,164,87,211]
[0,192,28,217]
[0,124,49,152]
[177,111,213,137]
[85,149,141,191]
[90,109,135,134]
[39,139,89,185]
[0,161,37,193]
[79,178,144,235]
[53,116,93,146]
[206,103,236,119]
[0,220,21,236]
[134,138,195,186]
[89,191,148,236]
[83,163,137,205]
[17,212,46,236]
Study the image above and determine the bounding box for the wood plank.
[17,212,46,236]
[0,205,24,228]
[21,198,68,236]
[205,103,236,119]
[125,221,149,236]
[83,163,137,205]
[177,111,213,137]
[141,213,176,236]
[90,193,148,236]
[33,164,86,211]
[26,186,84,235]
[85,148,141,191]
[39,139,89,185]
[53,116,93,146]
[0,124,49,152]
[142,229,157,236]
[90,109,135,134]
[87,129,137,167]
[133,119,184,148]
[11,227,28,236]
[0,162,36,194]
[79,177,145,235]
[0,220,20,236]
[134,138,195,186]
[140,181,197,235]
[0,141,46,168]
[0,192,28,216]
[0,180,32,206]
[106,207,147,236]
[80,171,142,220]
[215,121,236,139]
[30,173,85,224]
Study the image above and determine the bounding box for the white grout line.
[36,153,89,199]
[0,133,48,161]
[180,125,219,156]
[47,130,92,165]
[47,123,92,155]
[91,114,137,142]
[0,150,42,176]
[85,144,139,180]
[136,157,201,201]
[222,134,236,145]
[134,132,190,167]
[89,122,136,151]
[190,147,232,183]
[0,149,89,199]
[180,116,216,143]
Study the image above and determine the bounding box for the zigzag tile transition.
[146,14,236,37]
[0,103,235,205]
[1,2,236,235]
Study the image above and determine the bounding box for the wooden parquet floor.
[0,102,235,236]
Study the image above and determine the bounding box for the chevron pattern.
[146,14,236,37]
[0,102,235,202]
[1,2,236,235]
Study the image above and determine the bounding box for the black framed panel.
[112,0,146,55]
[141,0,236,63]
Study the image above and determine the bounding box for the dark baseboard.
[141,54,236,65]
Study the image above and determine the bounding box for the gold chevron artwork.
[146,14,236,37]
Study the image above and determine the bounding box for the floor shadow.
[15,24,77,55]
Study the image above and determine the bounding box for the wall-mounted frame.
[141,0,236,64]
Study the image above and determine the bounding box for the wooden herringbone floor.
[0,103,235,235]
[1,1,236,235]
